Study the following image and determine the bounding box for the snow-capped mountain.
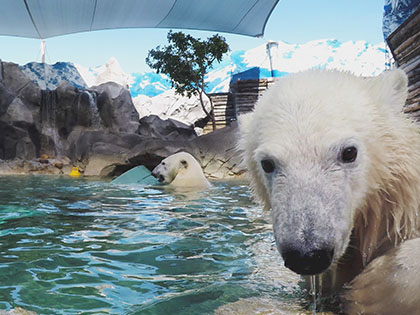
[204,39,388,94]
[130,39,389,98]
[21,38,387,97]
[130,72,172,97]
[19,38,388,125]
[75,57,133,88]
[76,60,172,97]
[130,39,388,124]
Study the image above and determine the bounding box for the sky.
[0,0,386,73]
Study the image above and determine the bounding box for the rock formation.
[126,122,244,179]
[0,60,141,175]
[0,60,244,179]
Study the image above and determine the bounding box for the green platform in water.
[111,166,159,185]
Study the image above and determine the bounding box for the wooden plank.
[386,6,420,115]
[393,31,420,57]
[387,6,420,52]
[401,55,420,73]
[408,86,420,99]
[396,44,420,66]
[205,78,277,132]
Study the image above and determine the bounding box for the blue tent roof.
[0,0,279,39]
[383,0,420,38]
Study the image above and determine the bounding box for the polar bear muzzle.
[281,246,334,275]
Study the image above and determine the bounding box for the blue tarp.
[111,166,159,186]
[0,0,279,39]
[383,0,420,39]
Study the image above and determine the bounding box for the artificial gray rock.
[40,82,96,138]
[128,138,189,170]
[0,82,15,116]
[68,130,144,161]
[92,82,139,133]
[127,123,246,179]
[15,136,36,160]
[0,62,40,160]
[0,122,32,160]
[0,60,245,179]
[3,97,34,124]
[190,122,245,179]
[138,115,197,141]
[1,61,42,109]
[67,129,147,176]
[0,61,143,164]
[37,81,139,158]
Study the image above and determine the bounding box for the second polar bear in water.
[152,152,211,189]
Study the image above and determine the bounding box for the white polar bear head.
[238,69,414,276]
[152,152,211,189]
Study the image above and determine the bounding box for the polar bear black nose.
[281,247,334,275]
[151,171,164,182]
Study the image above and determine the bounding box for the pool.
[0,176,304,314]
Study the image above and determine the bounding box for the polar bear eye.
[341,146,358,163]
[261,159,275,173]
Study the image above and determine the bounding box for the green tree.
[146,31,229,131]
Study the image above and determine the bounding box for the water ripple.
[0,175,301,314]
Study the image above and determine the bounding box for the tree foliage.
[146,31,229,130]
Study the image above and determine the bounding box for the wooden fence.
[387,6,420,120]
[204,78,275,133]
[202,92,234,133]
[230,78,274,115]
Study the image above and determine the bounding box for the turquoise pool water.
[0,176,303,314]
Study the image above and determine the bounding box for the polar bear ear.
[366,69,408,114]
[180,159,188,168]
[237,112,255,153]
[237,112,255,133]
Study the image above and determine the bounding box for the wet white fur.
[152,152,211,189]
[238,69,420,313]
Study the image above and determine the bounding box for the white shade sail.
[0,0,279,39]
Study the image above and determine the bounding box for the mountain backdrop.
[18,38,388,125]
[20,38,388,98]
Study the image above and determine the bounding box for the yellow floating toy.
[69,167,81,177]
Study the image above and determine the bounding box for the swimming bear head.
[152,152,211,189]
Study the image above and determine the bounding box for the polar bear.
[238,69,420,313]
[151,151,211,189]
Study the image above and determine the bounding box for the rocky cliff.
[0,60,243,179]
